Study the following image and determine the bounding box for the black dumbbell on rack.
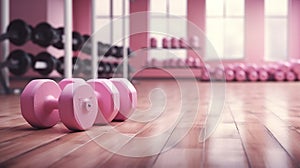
[32,52,83,77]
[0,19,32,46]
[81,59,119,77]
[0,50,33,76]
[31,22,84,51]
[56,56,83,76]
[81,36,133,59]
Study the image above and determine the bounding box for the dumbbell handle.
[0,33,9,42]
[0,62,6,69]
[0,58,27,70]
[45,96,59,110]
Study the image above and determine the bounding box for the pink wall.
[73,0,91,35]
[245,0,265,63]
[187,0,205,59]
[129,0,149,70]
[288,0,300,60]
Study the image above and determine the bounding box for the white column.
[64,0,73,78]
[1,0,10,86]
[122,0,128,79]
[91,0,98,79]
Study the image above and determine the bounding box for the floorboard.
[1,80,300,167]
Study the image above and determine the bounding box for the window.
[264,0,288,61]
[95,0,129,45]
[149,0,187,61]
[206,0,245,59]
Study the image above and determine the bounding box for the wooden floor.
[1,80,300,167]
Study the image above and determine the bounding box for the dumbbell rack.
[1,0,78,94]
[137,47,202,80]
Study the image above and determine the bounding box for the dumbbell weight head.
[278,62,291,73]
[245,64,258,73]
[274,71,285,81]
[258,70,269,81]
[235,70,246,82]
[112,62,119,73]
[32,22,61,47]
[162,38,169,48]
[176,58,186,68]
[83,34,90,42]
[100,43,112,56]
[51,27,64,49]
[53,28,84,51]
[286,71,296,82]
[88,79,120,124]
[98,62,107,76]
[225,69,235,81]
[82,59,92,75]
[33,52,57,76]
[150,37,157,48]
[58,78,86,89]
[291,61,300,74]
[179,38,187,48]
[185,57,195,67]
[171,38,178,48]
[20,79,98,130]
[115,46,132,58]
[247,70,258,82]
[105,45,118,57]
[234,63,246,72]
[110,78,137,121]
[193,58,202,68]
[267,64,279,75]
[6,50,32,76]
[56,56,83,76]
[201,70,210,81]
[6,19,32,46]
[213,68,224,81]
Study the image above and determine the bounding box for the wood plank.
[0,124,123,167]
[0,124,69,164]
[237,123,297,168]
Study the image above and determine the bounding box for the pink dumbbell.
[214,68,225,81]
[258,69,269,81]
[179,38,187,48]
[234,63,246,72]
[86,79,120,124]
[268,64,279,75]
[225,64,234,71]
[278,62,291,73]
[171,38,178,48]
[286,71,296,82]
[247,70,258,82]
[193,58,202,68]
[62,78,137,123]
[150,38,157,48]
[225,69,235,81]
[185,57,195,68]
[20,79,98,130]
[110,78,137,121]
[235,70,246,82]
[162,38,169,48]
[147,58,157,67]
[176,58,186,68]
[274,71,285,81]
[167,59,176,68]
[201,70,210,81]
[245,64,258,73]
[291,61,300,75]
[201,65,211,81]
